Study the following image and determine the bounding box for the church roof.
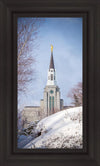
[49,52,55,69]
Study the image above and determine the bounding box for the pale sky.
[18,17,82,110]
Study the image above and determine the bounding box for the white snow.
[24,106,83,149]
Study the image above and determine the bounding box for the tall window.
[49,96,51,111]
[51,74,53,80]
[52,96,54,110]
[49,96,54,114]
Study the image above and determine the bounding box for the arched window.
[51,74,53,80]
[49,96,54,113]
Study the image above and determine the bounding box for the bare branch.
[67,82,82,106]
[17,18,44,95]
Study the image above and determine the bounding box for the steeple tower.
[47,45,57,85]
[42,45,63,116]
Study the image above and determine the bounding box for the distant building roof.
[63,106,74,109]
[25,106,40,108]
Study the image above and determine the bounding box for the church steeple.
[47,45,57,86]
[49,45,55,69]
[43,45,63,116]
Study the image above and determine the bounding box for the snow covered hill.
[24,106,83,149]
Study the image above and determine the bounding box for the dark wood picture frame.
[0,0,100,166]
[15,13,86,153]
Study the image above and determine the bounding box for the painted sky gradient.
[18,17,82,109]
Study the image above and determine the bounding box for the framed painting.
[17,17,84,151]
[0,0,100,166]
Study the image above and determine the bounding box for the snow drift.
[24,106,83,149]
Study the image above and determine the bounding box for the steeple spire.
[47,45,56,86]
[49,45,55,69]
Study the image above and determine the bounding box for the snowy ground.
[23,106,83,149]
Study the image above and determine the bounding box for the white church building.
[22,45,64,128]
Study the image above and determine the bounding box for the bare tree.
[17,18,43,94]
[67,82,82,107]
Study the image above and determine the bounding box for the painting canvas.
[17,17,83,149]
